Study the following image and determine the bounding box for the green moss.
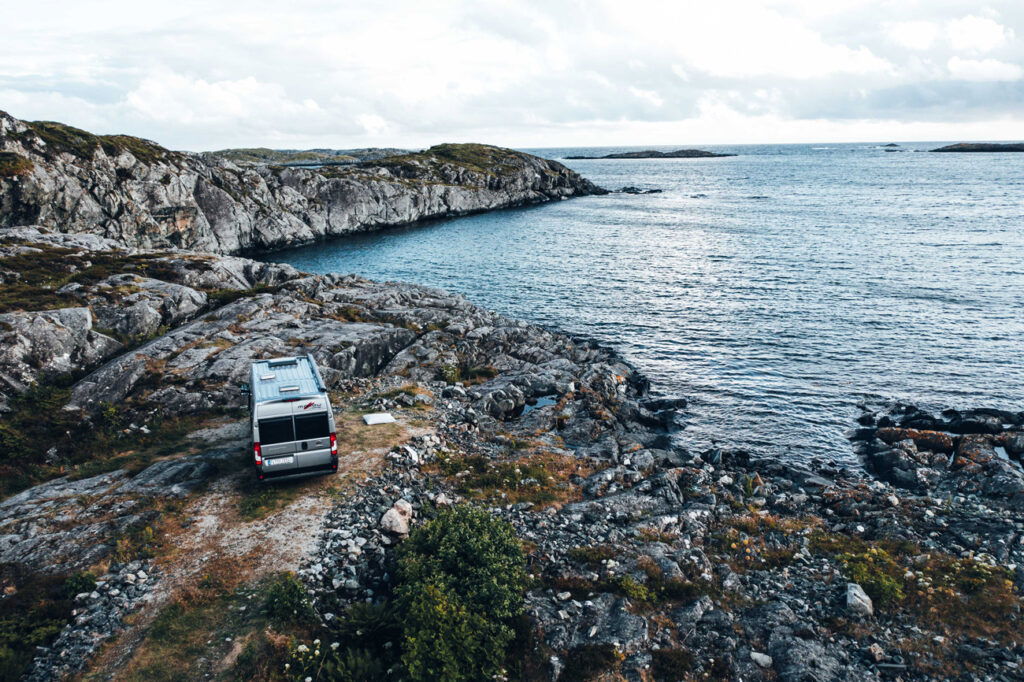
[20,120,102,160]
[839,548,905,606]
[0,152,32,178]
[99,134,174,165]
[15,120,176,165]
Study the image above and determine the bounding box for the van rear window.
[295,413,330,440]
[258,417,294,445]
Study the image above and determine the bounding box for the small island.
[930,142,1024,153]
[566,148,735,159]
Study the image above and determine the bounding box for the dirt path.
[80,409,420,680]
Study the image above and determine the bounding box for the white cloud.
[947,15,1013,52]
[125,72,325,126]
[947,56,1024,81]
[885,21,940,50]
[1,0,1023,148]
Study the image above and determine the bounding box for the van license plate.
[268,456,294,466]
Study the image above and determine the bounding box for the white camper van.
[242,355,338,482]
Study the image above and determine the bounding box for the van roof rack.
[249,354,327,404]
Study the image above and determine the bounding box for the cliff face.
[0,111,604,254]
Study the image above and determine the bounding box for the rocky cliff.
[0,111,604,254]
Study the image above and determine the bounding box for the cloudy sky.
[2,0,1022,150]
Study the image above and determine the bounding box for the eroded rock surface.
[0,111,604,254]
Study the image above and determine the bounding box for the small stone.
[846,583,874,617]
[750,652,772,668]
[556,591,572,601]
[866,643,885,662]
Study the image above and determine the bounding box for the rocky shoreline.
[0,111,604,255]
[0,225,1021,680]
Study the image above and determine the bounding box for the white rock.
[846,582,874,617]
[380,499,413,535]
[750,652,772,668]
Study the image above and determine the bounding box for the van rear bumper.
[258,456,338,482]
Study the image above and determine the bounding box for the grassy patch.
[236,476,321,521]
[119,571,308,682]
[0,152,32,178]
[433,450,595,508]
[810,531,1021,641]
[0,377,210,498]
[14,120,178,165]
[334,409,407,453]
[568,545,618,568]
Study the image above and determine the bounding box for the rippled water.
[264,143,1024,464]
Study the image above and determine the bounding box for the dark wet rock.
[931,142,1024,152]
[617,186,663,194]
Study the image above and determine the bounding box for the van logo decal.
[303,401,319,410]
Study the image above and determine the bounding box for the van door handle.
[301,442,308,450]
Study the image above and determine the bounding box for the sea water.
[265,143,1024,464]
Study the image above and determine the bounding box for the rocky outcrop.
[0,111,605,254]
[930,142,1024,152]
[567,148,735,159]
[851,403,1024,504]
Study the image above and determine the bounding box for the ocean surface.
[264,143,1024,464]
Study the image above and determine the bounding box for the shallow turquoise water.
[263,143,1024,463]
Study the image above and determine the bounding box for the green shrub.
[286,640,387,682]
[401,581,510,682]
[62,572,96,598]
[840,548,905,606]
[651,647,695,681]
[395,505,527,681]
[264,572,313,625]
[560,644,624,682]
[0,569,76,682]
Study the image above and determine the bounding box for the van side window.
[258,417,295,445]
[295,413,330,440]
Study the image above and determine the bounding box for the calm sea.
[263,143,1024,464]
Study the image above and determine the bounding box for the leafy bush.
[651,648,695,681]
[560,644,624,682]
[264,573,313,625]
[395,505,527,681]
[286,640,387,682]
[62,572,96,598]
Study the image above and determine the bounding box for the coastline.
[1,226,1022,679]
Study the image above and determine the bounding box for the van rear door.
[292,409,333,468]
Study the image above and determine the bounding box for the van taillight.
[254,442,263,466]
[330,433,337,455]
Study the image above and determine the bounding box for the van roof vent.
[269,358,299,368]
[279,385,300,393]
[260,373,276,381]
